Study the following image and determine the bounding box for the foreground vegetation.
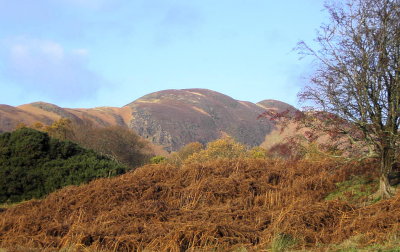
[0,138,399,251]
[0,128,127,204]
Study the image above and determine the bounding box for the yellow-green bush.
[168,142,204,165]
[248,146,268,159]
[184,137,248,164]
[150,155,167,164]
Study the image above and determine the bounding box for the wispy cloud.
[58,0,120,10]
[162,5,202,27]
[154,4,203,46]
[0,37,104,103]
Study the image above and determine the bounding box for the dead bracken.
[0,157,399,251]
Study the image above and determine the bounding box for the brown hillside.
[18,102,133,128]
[0,89,297,151]
[256,99,297,113]
[0,102,133,131]
[1,158,399,251]
[0,104,54,132]
[126,89,276,151]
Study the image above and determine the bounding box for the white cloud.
[72,48,89,57]
[9,44,28,59]
[0,37,103,103]
[9,40,66,69]
[40,41,65,60]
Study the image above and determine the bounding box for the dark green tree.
[0,128,126,203]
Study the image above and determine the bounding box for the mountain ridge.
[0,89,297,151]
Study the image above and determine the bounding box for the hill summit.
[126,89,286,151]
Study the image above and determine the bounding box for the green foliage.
[248,146,268,159]
[325,176,378,204]
[0,128,126,203]
[150,155,166,164]
[326,234,400,252]
[271,233,296,252]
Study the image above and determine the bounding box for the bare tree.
[298,0,400,198]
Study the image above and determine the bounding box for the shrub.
[0,128,126,203]
[168,142,204,165]
[184,137,248,164]
[248,146,268,159]
[150,155,167,164]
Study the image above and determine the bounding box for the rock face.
[126,89,276,151]
[0,89,297,152]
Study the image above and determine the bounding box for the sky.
[0,0,328,108]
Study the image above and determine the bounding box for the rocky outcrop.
[126,89,278,152]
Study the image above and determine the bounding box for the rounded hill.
[256,99,297,113]
[125,89,275,151]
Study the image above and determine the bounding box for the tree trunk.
[376,146,396,199]
[377,174,395,199]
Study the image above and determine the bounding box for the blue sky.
[0,0,327,108]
